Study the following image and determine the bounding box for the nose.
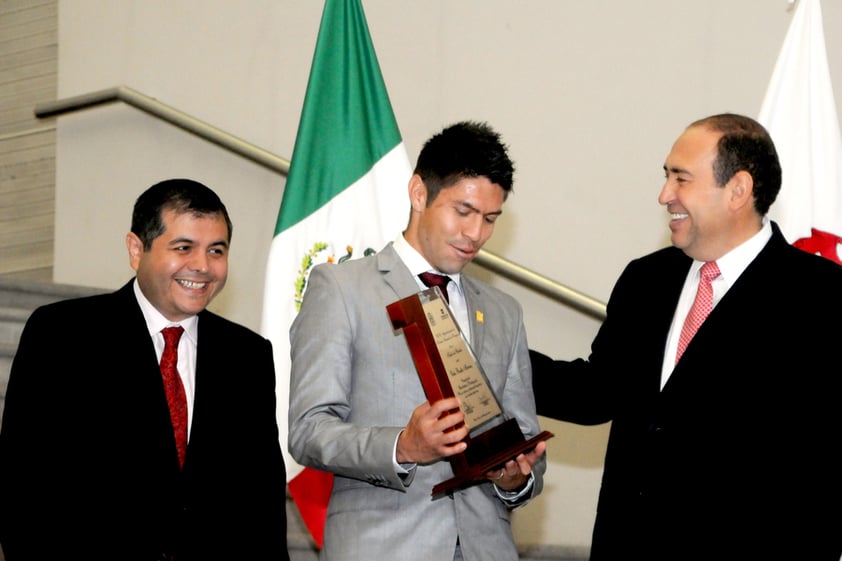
[463,214,488,243]
[657,179,674,206]
[189,252,210,272]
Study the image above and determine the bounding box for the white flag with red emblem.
[759,0,842,263]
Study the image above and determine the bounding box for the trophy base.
[432,418,554,499]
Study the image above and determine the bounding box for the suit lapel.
[114,280,162,368]
[114,280,184,469]
[376,244,491,361]
[378,243,424,301]
[666,228,786,389]
[460,276,485,356]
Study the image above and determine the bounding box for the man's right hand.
[396,397,468,464]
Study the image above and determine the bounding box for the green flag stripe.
[276,0,402,234]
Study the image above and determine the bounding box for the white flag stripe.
[263,144,410,480]
[760,0,842,244]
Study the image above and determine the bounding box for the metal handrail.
[34,86,607,320]
[472,251,605,319]
[35,86,290,174]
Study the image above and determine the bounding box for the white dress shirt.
[133,279,199,436]
[392,233,471,338]
[660,218,772,388]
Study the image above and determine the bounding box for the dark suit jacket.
[0,280,289,561]
[532,223,842,561]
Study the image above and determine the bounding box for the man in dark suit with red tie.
[531,114,842,561]
[0,178,289,560]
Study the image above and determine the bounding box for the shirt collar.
[133,279,199,344]
[716,217,772,283]
[689,217,772,284]
[392,233,463,286]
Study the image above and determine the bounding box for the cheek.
[211,259,229,279]
[425,211,453,238]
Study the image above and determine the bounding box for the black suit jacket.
[0,280,289,561]
[532,223,842,560]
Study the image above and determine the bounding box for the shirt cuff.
[393,430,416,481]
[494,472,534,504]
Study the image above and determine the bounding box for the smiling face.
[659,125,739,262]
[404,174,505,275]
[127,208,229,322]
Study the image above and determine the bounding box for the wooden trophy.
[387,286,553,499]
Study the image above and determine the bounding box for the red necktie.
[160,326,188,468]
[418,271,452,303]
[676,261,720,363]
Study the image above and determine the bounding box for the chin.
[670,234,687,249]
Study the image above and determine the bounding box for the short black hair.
[131,178,233,250]
[413,120,515,204]
[690,113,782,216]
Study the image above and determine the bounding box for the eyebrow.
[168,237,229,248]
[663,164,690,175]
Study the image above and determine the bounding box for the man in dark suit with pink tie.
[531,113,842,561]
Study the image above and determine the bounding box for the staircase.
[0,279,106,424]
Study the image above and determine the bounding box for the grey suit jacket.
[289,243,544,561]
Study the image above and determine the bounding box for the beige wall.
[51,0,842,550]
[0,1,57,282]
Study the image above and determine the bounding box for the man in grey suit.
[288,121,546,561]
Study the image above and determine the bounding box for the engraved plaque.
[388,286,553,498]
[419,289,502,431]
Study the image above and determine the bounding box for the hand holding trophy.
[388,286,553,499]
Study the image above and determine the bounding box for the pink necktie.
[418,271,452,303]
[160,326,188,468]
[676,261,720,363]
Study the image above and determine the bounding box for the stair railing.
[35,85,606,321]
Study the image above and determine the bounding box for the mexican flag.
[260,0,411,548]
[759,0,842,263]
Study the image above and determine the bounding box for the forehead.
[160,208,229,238]
[668,126,721,168]
[438,176,505,209]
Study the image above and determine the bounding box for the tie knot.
[418,271,451,289]
[700,261,720,282]
[418,272,452,303]
[161,326,184,346]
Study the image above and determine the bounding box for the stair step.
[0,279,105,429]
[0,342,14,393]
[0,306,31,346]
[0,278,106,310]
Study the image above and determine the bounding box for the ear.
[408,174,428,212]
[126,232,143,271]
[728,170,754,211]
